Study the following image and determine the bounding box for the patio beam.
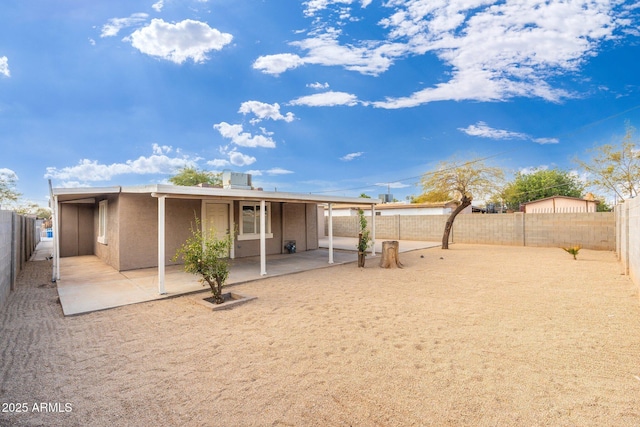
[158,194,166,295]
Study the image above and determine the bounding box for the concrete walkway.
[33,237,439,316]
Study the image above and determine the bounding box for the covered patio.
[51,237,439,315]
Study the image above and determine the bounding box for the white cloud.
[459,121,559,145]
[152,143,173,155]
[44,145,194,182]
[255,31,401,76]
[373,0,623,107]
[238,101,295,124]
[307,82,330,89]
[152,0,164,12]
[100,13,149,38]
[340,152,364,161]
[289,91,359,107]
[303,0,371,18]
[533,137,560,145]
[266,167,294,175]
[213,122,276,148]
[127,19,233,64]
[459,122,527,140]
[253,53,304,75]
[0,168,18,182]
[0,56,10,78]
[263,1,629,106]
[207,159,230,168]
[229,150,256,167]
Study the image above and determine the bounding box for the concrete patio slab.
[52,238,439,316]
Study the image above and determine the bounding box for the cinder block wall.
[0,210,13,310]
[0,211,39,310]
[328,212,616,251]
[616,198,640,291]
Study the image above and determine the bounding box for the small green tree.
[501,168,585,210]
[169,167,222,187]
[173,216,233,304]
[356,208,372,267]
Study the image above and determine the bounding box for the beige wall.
[60,194,321,271]
[524,198,597,213]
[615,198,640,291]
[233,202,318,257]
[116,194,201,271]
[329,212,616,251]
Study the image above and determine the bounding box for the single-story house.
[50,184,378,294]
[324,201,469,217]
[521,195,599,213]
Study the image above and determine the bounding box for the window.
[97,200,108,244]
[238,201,272,240]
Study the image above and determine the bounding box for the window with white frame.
[238,201,272,240]
[97,200,108,244]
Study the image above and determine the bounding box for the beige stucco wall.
[524,198,597,213]
[116,194,201,271]
[233,202,318,257]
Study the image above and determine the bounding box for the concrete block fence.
[327,212,615,250]
[0,210,40,310]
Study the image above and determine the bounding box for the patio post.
[371,204,376,256]
[260,199,267,276]
[328,203,334,264]
[158,194,166,294]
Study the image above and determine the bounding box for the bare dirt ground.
[1,244,639,427]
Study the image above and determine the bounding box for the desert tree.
[575,121,639,201]
[169,166,222,187]
[0,168,21,209]
[419,158,504,249]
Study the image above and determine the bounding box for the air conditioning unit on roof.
[222,171,252,190]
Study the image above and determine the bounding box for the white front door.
[204,202,230,240]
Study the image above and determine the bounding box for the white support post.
[53,196,60,281]
[158,195,166,295]
[260,199,267,276]
[328,203,334,264]
[229,202,235,259]
[371,204,376,256]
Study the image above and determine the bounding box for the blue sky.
[1,0,639,207]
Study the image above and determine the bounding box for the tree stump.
[379,241,403,268]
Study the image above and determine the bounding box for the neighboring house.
[50,184,377,293]
[325,201,469,217]
[521,196,599,213]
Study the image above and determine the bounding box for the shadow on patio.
[54,237,439,316]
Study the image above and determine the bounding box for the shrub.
[173,216,233,304]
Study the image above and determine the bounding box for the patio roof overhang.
[51,184,380,295]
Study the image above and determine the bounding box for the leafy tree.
[419,158,504,249]
[359,193,371,198]
[501,168,584,211]
[169,167,221,187]
[173,216,233,304]
[575,121,640,200]
[411,189,451,203]
[0,169,21,208]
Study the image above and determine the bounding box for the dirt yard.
[1,244,639,426]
